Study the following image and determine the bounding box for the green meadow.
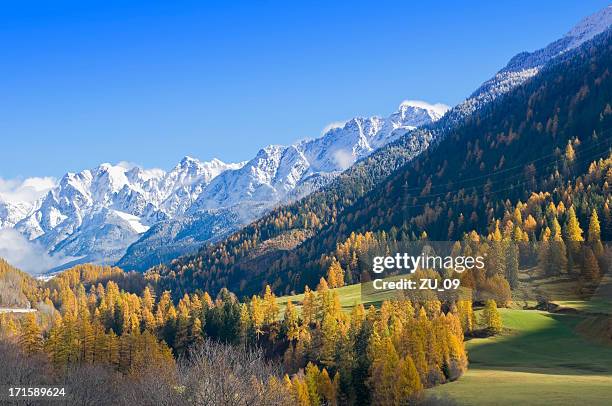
[428,308,612,405]
[276,281,394,315]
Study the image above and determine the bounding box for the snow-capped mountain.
[123,5,612,273]
[188,101,446,213]
[0,101,445,272]
[4,6,610,274]
[449,5,612,123]
[11,158,244,265]
[118,101,447,271]
[301,100,447,172]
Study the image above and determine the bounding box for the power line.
[397,131,612,194]
[397,149,611,205]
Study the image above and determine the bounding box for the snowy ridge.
[448,5,612,123]
[0,201,31,229]
[9,157,244,265]
[188,101,446,214]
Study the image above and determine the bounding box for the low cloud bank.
[0,228,76,274]
[333,149,355,170]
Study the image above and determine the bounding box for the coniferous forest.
[1,6,612,406]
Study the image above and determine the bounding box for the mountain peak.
[207,157,225,166]
[564,5,612,50]
[398,100,450,120]
[258,144,285,157]
[179,155,200,165]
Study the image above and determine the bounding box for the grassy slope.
[429,369,611,406]
[276,271,445,315]
[276,280,400,316]
[428,308,612,405]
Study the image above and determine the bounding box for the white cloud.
[321,121,347,136]
[333,149,355,170]
[0,228,77,274]
[115,160,139,170]
[0,176,56,204]
[399,100,450,117]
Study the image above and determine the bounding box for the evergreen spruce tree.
[506,243,519,288]
[581,247,601,281]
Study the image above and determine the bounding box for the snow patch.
[112,210,150,234]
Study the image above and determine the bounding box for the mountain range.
[1,5,611,275]
[0,100,447,272]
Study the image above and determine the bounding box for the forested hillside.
[150,29,612,298]
[0,258,41,308]
[1,260,471,404]
[145,125,438,297]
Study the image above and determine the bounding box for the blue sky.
[1,0,610,178]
